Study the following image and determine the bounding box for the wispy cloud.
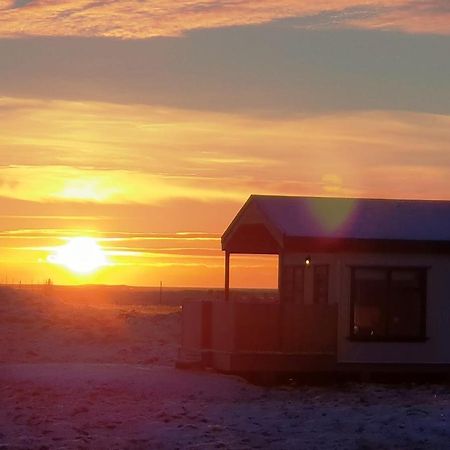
[347,1,450,35]
[0,1,448,38]
[10,0,33,8]
[0,165,249,203]
[1,97,450,205]
[0,229,220,241]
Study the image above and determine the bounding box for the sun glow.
[47,237,108,274]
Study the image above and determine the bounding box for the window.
[313,265,329,304]
[281,266,304,303]
[350,267,426,341]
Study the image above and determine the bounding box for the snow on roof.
[250,195,450,242]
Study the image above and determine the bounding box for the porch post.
[277,252,283,351]
[278,252,283,302]
[224,251,230,301]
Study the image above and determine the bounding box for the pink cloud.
[0,1,447,38]
[348,1,450,35]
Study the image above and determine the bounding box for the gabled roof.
[222,195,450,253]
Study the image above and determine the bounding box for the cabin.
[177,195,450,377]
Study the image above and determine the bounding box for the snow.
[1,287,450,449]
[0,287,179,366]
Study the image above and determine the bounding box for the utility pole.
[159,281,163,305]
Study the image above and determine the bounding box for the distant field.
[0,286,180,365]
[5,284,278,306]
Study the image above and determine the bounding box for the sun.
[48,237,108,274]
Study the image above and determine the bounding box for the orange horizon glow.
[0,234,279,288]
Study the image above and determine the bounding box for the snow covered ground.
[1,287,449,449]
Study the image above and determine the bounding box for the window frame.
[349,266,428,342]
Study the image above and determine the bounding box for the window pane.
[388,289,422,337]
[281,266,294,302]
[388,270,424,338]
[293,267,304,303]
[355,268,387,281]
[391,269,420,287]
[282,266,305,303]
[353,269,387,338]
[313,265,329,304]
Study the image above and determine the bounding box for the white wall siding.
[283,252,450,365]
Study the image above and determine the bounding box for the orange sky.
[0,1,449,287]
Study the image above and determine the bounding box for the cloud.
[0,29,449,117]
[1,97,449,207]
[0,229,220,241]
[0,176,19,189]
[0,164,247,204]
[10,0,33,8]
[347,1,450,35]
[0,1,448,38]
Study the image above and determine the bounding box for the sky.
[0,0,449,288]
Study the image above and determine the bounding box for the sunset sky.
[0,0,449,287]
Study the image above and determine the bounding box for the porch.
[177,300,337,373]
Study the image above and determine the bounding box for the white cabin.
[178,195,450,376]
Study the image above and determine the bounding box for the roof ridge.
[251,194,450,203]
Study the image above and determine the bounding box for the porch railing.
[180,300,337,355]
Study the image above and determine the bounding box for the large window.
[350,267,427,341]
